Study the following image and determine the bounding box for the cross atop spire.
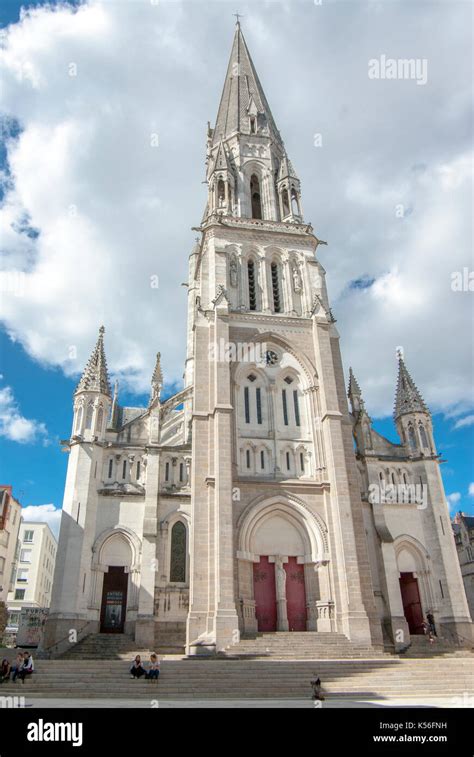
[394,351,429,420]
[75,326,111,397]
[233,11,244,26]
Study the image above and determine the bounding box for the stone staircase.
[60,633,152,660]
[0,656,472,701]
[224,632,391,659]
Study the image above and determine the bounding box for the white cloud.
[468,483,474,497]
[454,415,474,430]
[21,504,61,538]
[0,385,47,443]
[0,0,472,417]
[447,492,461,510]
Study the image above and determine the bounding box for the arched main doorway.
[396,540,432,636]
[99,534,133,633]
[251,513,307,632]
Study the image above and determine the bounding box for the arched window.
[108,458,113,479]
[249,116,256,134]
[165,461,170,482]
[122,459,127,480]
[248,260,257,310]
[95,406,104,434]
[408,425,417,450]
[281,188,290,217]
[271,262,281,312]
[260,449,265,470]
[291,187,300,216]
[217,179,225,207]
[300,452,305,473]
[136,460,141,480]
[170,521,186,583]
[419,424,429,449]
[246,449,251,469]
[85,402,94,430]
[75,405,83,434]
[250,174,262,219]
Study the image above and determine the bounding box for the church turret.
[72,326,111,442]
[393,350,435,456]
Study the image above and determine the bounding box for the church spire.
[212,22,282,147]
[149,352,163,406]
[393,351,429,420]
[75,326,111,397]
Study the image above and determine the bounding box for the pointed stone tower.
[186,22,382,654]
[73,326,112,442]
[46,327,113,648]
[394,351,435,456]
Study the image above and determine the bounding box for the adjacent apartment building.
[0,486,22,605]
[452,512,474,621]
[7,522,57,637]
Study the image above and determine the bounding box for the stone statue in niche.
[275,559,287,599]
[292,264,302,293]
[229,255,238,287]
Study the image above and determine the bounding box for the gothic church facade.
[44,24,471,656]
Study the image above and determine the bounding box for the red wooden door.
[100,566,128,633]
[399,572,424,635]
[253,556,277,632]
[284,557,307,631]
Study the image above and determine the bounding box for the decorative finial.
[99,325,105,335]
[233,11,243,26]
[396,345,404,361]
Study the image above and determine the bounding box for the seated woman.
[145,653,160,682]
[18,651,34,683]
[0,658,10,682]
[10,652,25,683]
[129,655,146,679]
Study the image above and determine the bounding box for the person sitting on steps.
[18,651,34,683]
[130,655,146,679]
[10,652,24,683]
[145,653,160,682]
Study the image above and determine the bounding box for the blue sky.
[0,0,473,529]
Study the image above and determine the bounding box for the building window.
[282,390,289,426]
[286,451,291,471]
[244,387,250,423]
[23,530,34,543]
[179,462,184,482]
[408,426,417,450]
[165,462,170,482]
[136,461,141,480]
[122,460,127,479]
[293,390,301,427]
[246,449,251,469]
[17,569,28,583]
[419,424,429,448]
[249,116,256,134]
[20,550,32,563]
[282,188,290,217]
[85,402,94,430]
[250,174,262,219]
[291,187,300,216]
[260,450,265,470]
[108,459,113,479]
[271,263,281,312]
[248,260,257,310]
[256,387,262,425]
[300,452,305,473]
[170,522,186,583]
[96,406,104,434]
[14,589,25,601]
